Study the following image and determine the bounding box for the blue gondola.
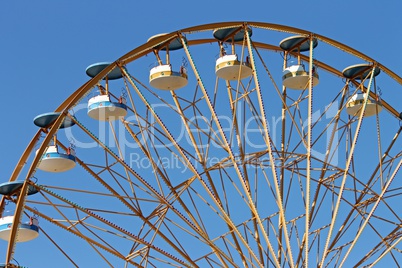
[87,94,127,121]
[0,181,38,196]
[0,216,39,243]
[86,62,128,120]
[33,113,77,173]
[36,145,76,173]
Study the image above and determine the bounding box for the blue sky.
[1,1,401,175]
[0,0,401,267]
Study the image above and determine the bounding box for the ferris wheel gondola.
[280,35,319,89]
[86,62,128,121]
[214,27,253,80]
[33,112,76,172]
[148,34,188,90]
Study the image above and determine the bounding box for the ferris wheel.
[0,21,401,267]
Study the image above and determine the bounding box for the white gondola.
[149,64,188,90]
[346,93,382,117]
[282,64,319,89]
[36,145,76,173]
[215,54,253,80]
[87,94,127,121]
[0,216,39,243]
